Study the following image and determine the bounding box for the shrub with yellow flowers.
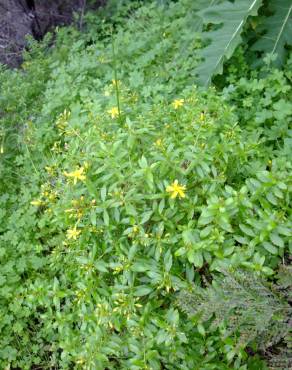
[15,85,291,369]
[0,0,291,369]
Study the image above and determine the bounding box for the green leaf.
[131,262,149,272]
[262,242,278,255]
[218,216,233,233]
[138,156,148,169]
[103,210,109,226]
[197,323,206,337]
[270,233,284,248]
[252,0,292,67]
[141,210,152,224]
[100,186,107,202]
[134,286,153,297]
[200,225,213,238]
[175,247,187,257]
[158,198,165,214]
[95,261,109,273]
[164,249,173,272]
[195,0,263,86]
[239,224,255,237]
[90,210,97,226]
[277,226,291,237]
[182,229,197,246]
[193,251,204,268]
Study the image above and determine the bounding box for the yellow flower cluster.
[30,183,58,207]
[65,196,88,220]
[56,109,70,132]
[45,166,56,176]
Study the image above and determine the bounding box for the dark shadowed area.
[0,0,105,67]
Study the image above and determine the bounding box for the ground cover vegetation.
[0,0,291,369]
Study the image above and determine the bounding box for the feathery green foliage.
[178,269,291,362]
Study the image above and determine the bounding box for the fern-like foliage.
[194,0,263,87]
[265,265,292,369]
[177,269,291,354]
[252,0,292,67]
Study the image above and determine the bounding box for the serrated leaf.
[252,0,292,67]
[195,0,263,87]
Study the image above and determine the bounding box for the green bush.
[0,0,291,368]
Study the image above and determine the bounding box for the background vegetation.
[0,0,291,369]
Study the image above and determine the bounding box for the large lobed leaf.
[195,0,263,87]
[252,0,292,67]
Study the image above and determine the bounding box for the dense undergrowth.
[0,0,291,369]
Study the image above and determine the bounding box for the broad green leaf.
[195,0,263,87]
[252,0,292,66]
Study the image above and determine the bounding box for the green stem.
[111,32,121,122]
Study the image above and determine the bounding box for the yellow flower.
[166,180,186,199]
[30,200,43,206]
[67,226,81,240]
[108,107,119,119]
[64,167,86,184]
[172,99,184,109]
[200,112,205,121]
[133,225,139,233]
[155,138,163,147]
[111,79,120,87]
